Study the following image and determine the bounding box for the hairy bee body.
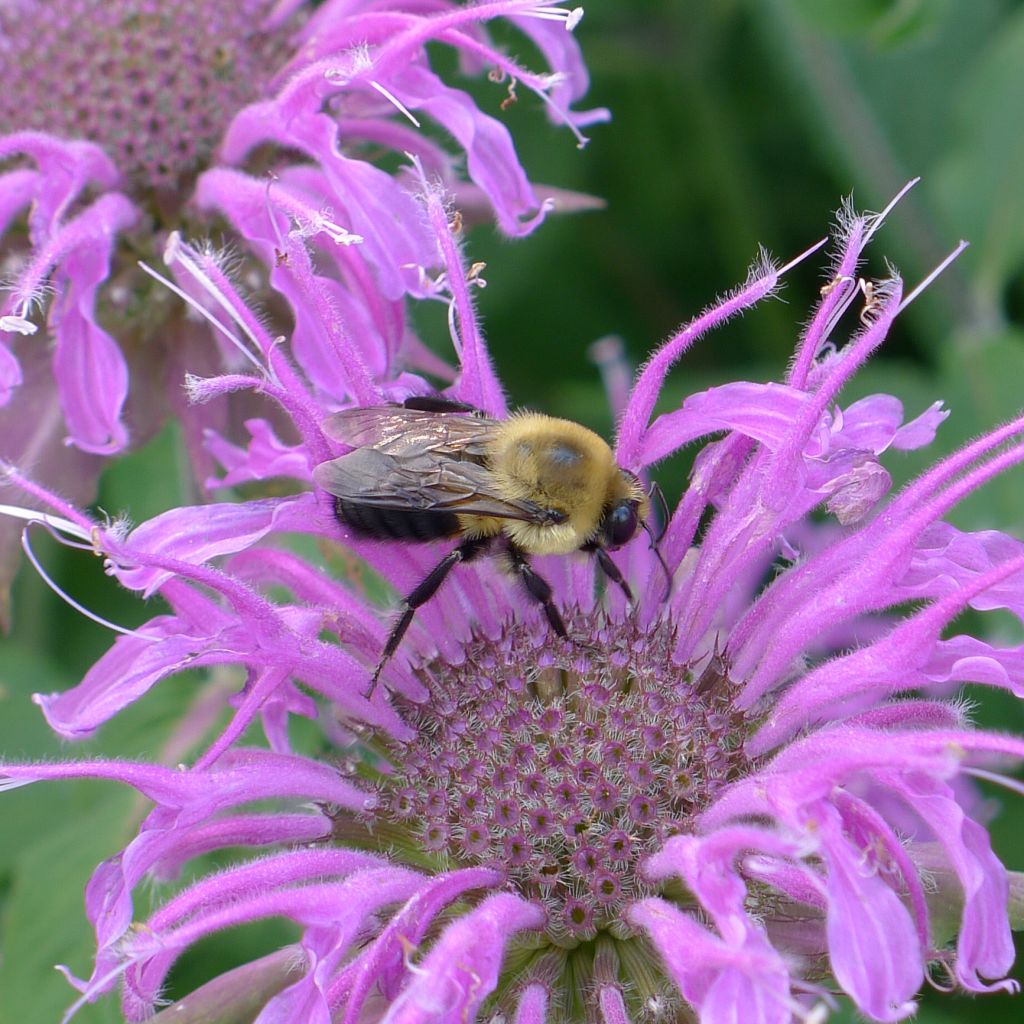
[313,398,651,688]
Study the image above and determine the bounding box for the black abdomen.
[335,498,460,541]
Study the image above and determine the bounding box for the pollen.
[331,613,751,950]
[0,0,294,194]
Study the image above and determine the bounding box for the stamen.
[533,85,589,148]
[817,274,862,343]
[162,233,273,366]
[369,80,422,128]
[139,248,264,375]
[898,241,970,313]
[21,522,157,641]
[964,766,1024,799]
[0,504,92,544]
[862,177,920,246]
[777,236,830,277]
[0,310,37,335]
[58,955,136,1024]
[309,213,364,248]
[521,5,585,29]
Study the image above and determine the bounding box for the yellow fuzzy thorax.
[457,413,630,556]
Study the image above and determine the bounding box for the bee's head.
[599,469,648,550]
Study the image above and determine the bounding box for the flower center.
[333,613,750,949]
[0,0,293,194]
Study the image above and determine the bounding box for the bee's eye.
[604,502,639,549]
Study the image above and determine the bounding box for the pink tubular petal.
[382,893,545,1024]
[748,553,1024,754]
[205,418,310,487]
[899,522,1024,614]
[0,166,39,236]
[113,494,323,595]
[0,133,120,234]
[617,263,780,469]
[150,812,331,880]
[150,849,392,934]
[51,195,136,453]
[1,748,373,818]
[819,809,922,1021]
[0,339,23,404]
[417,172,505,415]
[638,381,810,465]
[889,773,1016,993]
[788,206,866,389]
[385,65,543,236]
[922,634,1024,696]
[33,615,220,738]
[890,399,948,450]
[128,869,424,1018]
[628,898,792,1024]
[332,867,504,1023]
[671,280,904,665]
[513,983,549,1024]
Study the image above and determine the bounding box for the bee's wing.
[314,448,564,524]
[322,407,500,457]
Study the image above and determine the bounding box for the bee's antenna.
[647,481,669,544]
[641,520,672,603]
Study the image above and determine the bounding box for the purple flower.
[0,0,603,614]
[4,181,1024,1023]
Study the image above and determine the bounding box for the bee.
[314,396,662,689]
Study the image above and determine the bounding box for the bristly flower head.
[3,180,1024,1024]
[0,0,602,617]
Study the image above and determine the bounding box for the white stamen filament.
[898,241,969,313]
[369,80,421,128]
[138,249,264,374]
[0,504,92,543]
[161,234,272,366]
[312,213,365,247]
[818,276,867,345]
[20,522,157,642]
[777,236,830,278]
[965,765,1024,799]
[522,6,584,30]
[863,177,920,247]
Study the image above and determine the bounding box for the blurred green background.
[2,1,1024,1020]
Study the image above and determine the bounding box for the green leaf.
[933,8,1024,311]
[1010,870,1024,931]
[788,0,947,45]
[0,792,134,1024]
[937,326,1024,533]
[97,419,192,526]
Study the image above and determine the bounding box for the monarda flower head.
[0,0,601,611]
[3,182,1024,1024]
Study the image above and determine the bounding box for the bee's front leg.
[582,541,634,604]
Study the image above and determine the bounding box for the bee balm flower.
[3,187,1024,1024]
[0,1,602,610]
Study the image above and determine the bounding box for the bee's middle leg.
[372,535,491,690]
[505,542,567,639]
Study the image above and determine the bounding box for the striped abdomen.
[334,497,460,542]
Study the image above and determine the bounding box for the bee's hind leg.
[505,542,567,639]
[371,535,491,693]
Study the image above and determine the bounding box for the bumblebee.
[313,396,657,688]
